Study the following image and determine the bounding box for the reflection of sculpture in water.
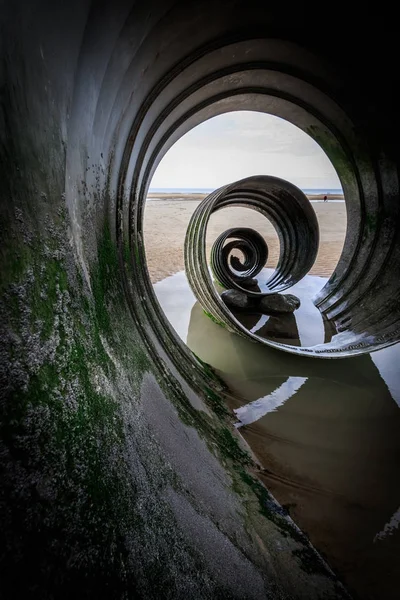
[229,308,302,347]
[187,300,400,600]
[218,286,336,348]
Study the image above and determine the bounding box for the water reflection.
[234,377,308,426]
[154,268,337,347]
[186,303,400,600]
[230,311,303,346]
[154,271,400,600]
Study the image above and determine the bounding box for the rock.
[221,289,252,310]
[285,294,301,309]
[259,293,300,315]
[221,289,300,315]
[238,277,258,289]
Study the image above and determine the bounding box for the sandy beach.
[144,194,347,283]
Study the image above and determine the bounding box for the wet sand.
[144,195,346,282]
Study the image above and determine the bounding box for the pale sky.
[150,111,342,190]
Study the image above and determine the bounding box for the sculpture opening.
[141,114,400,600]
[144,111,350,357]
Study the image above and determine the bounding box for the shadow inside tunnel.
[187,300,400,600]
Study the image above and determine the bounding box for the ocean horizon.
[149,187,343,195]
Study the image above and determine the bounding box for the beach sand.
[144,195,347,283]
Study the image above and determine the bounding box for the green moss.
[91,224,120,335]
[128,345,151,375]
[3,355,138,593]
[204,386,229,417]
[123,238,131,268]
[31,258,68,340]
[192,353,228,390]
[203,310,226,328]
[4,248,71,342]
[76,266,84,289]
[1,235,144,596]
[365,212,379,233]
[216,427,252,465]
[0,243,32,292]
[134,242,140,266]
[237,469,305,544]
[108,306,151,379]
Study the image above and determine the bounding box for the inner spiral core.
[211,228,268,294]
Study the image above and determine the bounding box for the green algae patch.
[237,469,304,543]
[33,259,68,340]
[134,242,141,266]
[204,386,230,417]
[365,211,380,234]
[0,241,32,293]
[0,218,149,595]
[91,224,120,335]
[192,352,228,390]
[203,310,226,328]
[216,427,252,465]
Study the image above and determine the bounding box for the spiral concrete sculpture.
[187,175,318,298]
[185,175,399,358]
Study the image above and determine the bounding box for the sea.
[148,187,344,201]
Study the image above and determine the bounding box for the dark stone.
[221,289,252,310]
[238,277,259,288]
[221,289,300,315]
[259,293,301,315]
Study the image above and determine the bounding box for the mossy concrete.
[0,204,349,598]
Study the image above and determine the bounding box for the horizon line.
[149,186,344,191]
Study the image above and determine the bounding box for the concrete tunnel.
[0,1,399,598]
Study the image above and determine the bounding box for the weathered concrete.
[0,1,398,598]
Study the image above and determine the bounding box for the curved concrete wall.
[0,1,398,597]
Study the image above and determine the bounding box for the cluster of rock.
[220,279,300,315]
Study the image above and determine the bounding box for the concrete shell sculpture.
[185,175,398,358]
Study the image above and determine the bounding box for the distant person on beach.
[324,195,328,202]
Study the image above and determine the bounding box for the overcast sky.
[150,111,342,190]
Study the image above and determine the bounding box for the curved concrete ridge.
[117,31,399,362]
[0,0,398,597]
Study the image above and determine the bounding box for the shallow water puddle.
[154,270,400,600]
[234,377,308,427]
